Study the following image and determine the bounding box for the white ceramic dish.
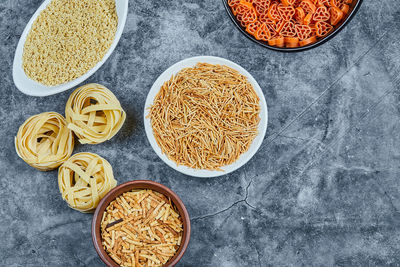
[12,0,128,97]
[144,56,268,178]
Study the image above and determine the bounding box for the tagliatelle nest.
[65,83,126,144]
[148,63,261,171]
[58,152,117,213]
[101,189,183,267]
[15,112,74,171]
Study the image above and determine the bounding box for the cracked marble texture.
[1,0,400,266]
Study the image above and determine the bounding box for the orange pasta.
[229,0,355,48]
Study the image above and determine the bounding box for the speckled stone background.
[1,0,400,266]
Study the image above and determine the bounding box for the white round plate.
[12,0,128,97]
[144,56,268,178]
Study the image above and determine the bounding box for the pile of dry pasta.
[22,0,118,86]
[149,63,261,171]
[101,189,183,266]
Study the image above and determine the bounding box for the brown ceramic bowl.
[92,180,191,267]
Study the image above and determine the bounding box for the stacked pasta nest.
[15,83,125,212]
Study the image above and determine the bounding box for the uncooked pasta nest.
[58,152,117,213]
[15,112,74,171]
[65,83,126,144]
[148,63,261,171]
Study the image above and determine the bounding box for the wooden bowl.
[91,180,191,266]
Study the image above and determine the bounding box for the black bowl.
[222,0,363,52]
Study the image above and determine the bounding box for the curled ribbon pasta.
[65,83,126,144]
[58,152,117,213]
[15,112,74,171]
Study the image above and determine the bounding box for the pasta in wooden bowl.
[92,180,191,267]
[100,189,184,266]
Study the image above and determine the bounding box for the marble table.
[1,0,399,266]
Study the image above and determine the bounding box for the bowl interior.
[222,0,362,52]
[144,56,268,178]
[12,0,128,96]
[92,180,191,267]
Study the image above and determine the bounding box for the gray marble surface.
[1,0,400,266]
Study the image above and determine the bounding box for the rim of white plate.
[12,0,128,97]
[144,56,268,178]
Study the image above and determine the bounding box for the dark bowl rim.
[91,180,191,267]
[222,0,363,52]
